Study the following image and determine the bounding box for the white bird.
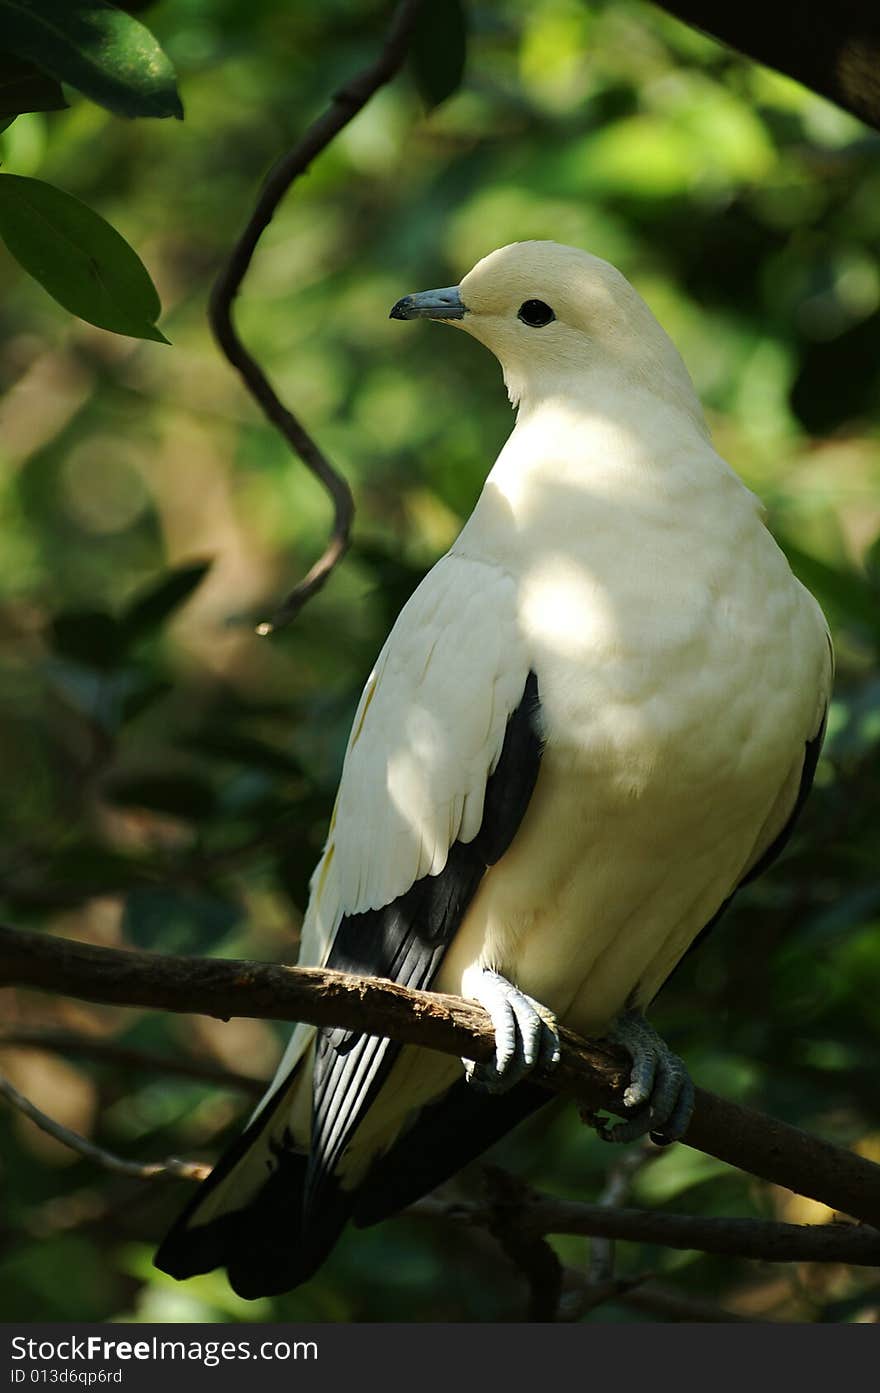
[156,241,832,1298]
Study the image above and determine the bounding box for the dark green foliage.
[0,175,170,342]
[0,0,182,119]
[120,561,212,641]
[410,0,468,111]
[0,0,179,338]
[0,52,66,118]
[50,608,126,668]
[104,771,218,820]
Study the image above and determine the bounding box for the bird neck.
[505,373,715,486]
[453,378,755,568]
[513,354,708,430]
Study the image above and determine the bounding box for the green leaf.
[120,559,212,640]
[0,174,169,341]
[0,51,66,116]
[50,609,124,668]
[0,0,182,120]
[410,0,467,111]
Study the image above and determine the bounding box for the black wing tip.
[155,1220,350,1301]
[155,1149,352,1299]
[154,1224,333,1300]
[154,1205,242,1283]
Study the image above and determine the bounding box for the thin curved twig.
[209,0,425,635]
[0,1073,209,1183]
[588,1140,659,1284]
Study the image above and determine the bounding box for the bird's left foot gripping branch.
[155,241,831,1300]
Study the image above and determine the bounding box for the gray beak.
[389,286,467,321]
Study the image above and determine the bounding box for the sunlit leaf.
[0,174,169,340]
[0,0,183,120]
[561,117,700,198]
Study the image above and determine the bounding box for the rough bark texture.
[3,923,880,1228]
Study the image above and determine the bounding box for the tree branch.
[480,1166,563,1320]
[0,1073,209,1183]
[208,0,425,635]
[528,1197,880,1266]
[418,1188,880,1267]
[654,3,880,132]
[3,923,880,1230]
[587,1140,659,1284]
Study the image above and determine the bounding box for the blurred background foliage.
[1,0,879,1324]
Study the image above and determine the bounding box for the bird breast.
[440,420,829,1036]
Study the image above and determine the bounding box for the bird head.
[390,240,700,417]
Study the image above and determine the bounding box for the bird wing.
[306,551,533,953]
[154,552,542,1292]
[297,552,540,1209]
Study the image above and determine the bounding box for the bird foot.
[463,969,561,1094]
[598,1009,694,1145]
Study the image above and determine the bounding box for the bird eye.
[517,299,555,328]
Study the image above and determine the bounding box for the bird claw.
[463,969,561,1094]
[597,1009,694,1145]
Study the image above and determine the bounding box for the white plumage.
[157,241,831,1295]
[326,556,528,921]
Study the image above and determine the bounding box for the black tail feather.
[156,1064,552,1296]
[155,1065,353,1299]
[225,1148,352,1299]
